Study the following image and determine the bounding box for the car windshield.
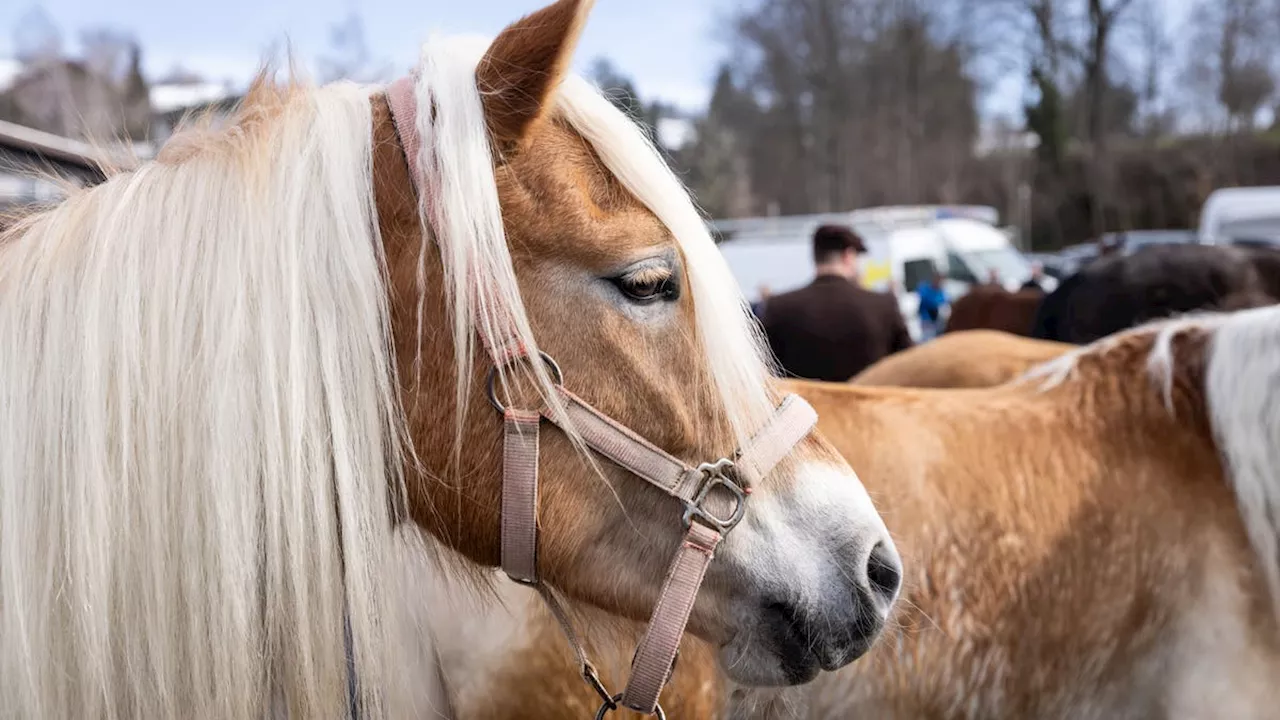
[1119,231,1194,249]
[958,246,1032,283]
[1220,218,1280,244]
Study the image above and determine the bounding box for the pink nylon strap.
[386,75,421,193]
[735,394,819,487]
[547,387,704,500]
[620,522,721,714]
[501,409,542,584]
[384,76,528,366]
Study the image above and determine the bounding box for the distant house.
[148,69,242,143]
[0,53,151,143]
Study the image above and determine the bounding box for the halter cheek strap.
[495,361,817,716]
[385,76,819,717]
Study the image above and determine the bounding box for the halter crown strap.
[386,75,421,193]
[384,76,820,717]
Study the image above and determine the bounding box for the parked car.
[1025,252,1074,281]
[1199,186,1280,245]
[1100,229,1197,256]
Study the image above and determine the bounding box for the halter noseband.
[386,75,818,717]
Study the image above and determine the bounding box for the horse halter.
[386,76,819,717]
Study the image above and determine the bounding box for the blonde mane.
[0,77,414,718]
[0,31,778,718]
[1018,312,1225,404]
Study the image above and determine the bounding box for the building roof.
[0,117,139,171]
[150,80,237,115]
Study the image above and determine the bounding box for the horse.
[850,330,1071,389]
[1031,243,1277,344]
[391,528,727,719]
[0,1,899,717]
[744,306,1280,718]
[943,285,1043,337]
[399,306,1280,718]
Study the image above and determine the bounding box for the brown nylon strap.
[735,394,819,487]
[501,409,541,584]
[620,522,721,714]
[545,386,704,501]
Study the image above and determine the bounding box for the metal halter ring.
[582,662,615,711]
[486,350,564,413]
[681,458,749,533]
[595,695,667,720]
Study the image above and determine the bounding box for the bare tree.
[13,6,62,65]
[708,0,979,216]
[81,28,137,84]
[317,13,391,84]
[1081,0,1136,150]
[1131,0,1172,137]
[1181,0,1276,131]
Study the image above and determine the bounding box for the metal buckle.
[595,695,667,720]
[486,350,564,413]
[681,458,748,533]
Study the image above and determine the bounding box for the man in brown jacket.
[761,225,913,381]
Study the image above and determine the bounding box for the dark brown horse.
[944,285,1043,337]
[1031,243,1279,344]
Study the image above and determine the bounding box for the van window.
[902,259,937,290]
[945,252,979,283]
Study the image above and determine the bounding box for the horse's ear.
[476,0,595,153]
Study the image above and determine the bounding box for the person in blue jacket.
[916,271,948,340]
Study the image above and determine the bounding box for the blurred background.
[2,0,1278,254]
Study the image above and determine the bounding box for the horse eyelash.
[624,266,673,287]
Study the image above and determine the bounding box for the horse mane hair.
[0,32,776,718]
[0,74,415,717]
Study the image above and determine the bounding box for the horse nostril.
[866,541,902,603]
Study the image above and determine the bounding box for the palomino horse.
[422,307,1280,719]
[746,307,1280,718]
[0,1,899,717]
[850,329,1071,389]
[392,529,728,719]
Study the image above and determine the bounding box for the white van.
[712,206,1048,340]
[1198,186,1280,245]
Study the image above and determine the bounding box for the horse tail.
[1165,305,1280,622]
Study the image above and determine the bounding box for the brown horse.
[424,306,1280,719]
[0,1,899,716]
[944,285,1043,336]
[851,330,1071,389]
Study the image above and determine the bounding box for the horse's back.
[851,329,1070,389]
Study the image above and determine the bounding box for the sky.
[0,0,1195,120]
[0,0,736,112]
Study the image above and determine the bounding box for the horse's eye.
[613,271,678,304]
